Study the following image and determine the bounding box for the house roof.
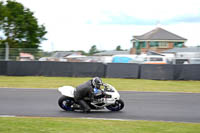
[94,50,130,56]
[162,47,200,53]
[51,51,76,58]
[133,27,187,41]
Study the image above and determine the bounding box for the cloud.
[87,12,200,26]
[166,15,200,24]
[98,14,157,25]
[13,0,200,51]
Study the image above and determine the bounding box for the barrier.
[0,61,7,75]
[174,65,200,80]
[39,62,73,77]
[140,64,174,80]
[6,61,41,76]
[5,61,105,77]
[106,63,140,78]
[0,61,200,80]
[70,62,106,77]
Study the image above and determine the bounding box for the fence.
[2,61,105,77]
[0,48,52,61]
[0,61,200,80]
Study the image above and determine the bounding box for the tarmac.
[0,88,200,123]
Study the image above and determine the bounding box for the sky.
[12,0,200,52]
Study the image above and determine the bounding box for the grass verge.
[0,117,200,133]
[0,76,200,93]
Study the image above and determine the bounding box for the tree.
[88,45,99,55]
[0,0,47,58]
[115,45,123,51]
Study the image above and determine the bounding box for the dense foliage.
[0,0,47,50]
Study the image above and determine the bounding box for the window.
[149,57,163,61]
[158,42,168,48]
[150,42,169,48]
[135,41,140,49]
[174,42,183,47]
[139,42,146,48]
[150,42,158,47]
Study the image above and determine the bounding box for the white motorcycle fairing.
[103,84,120,105]
[58,86,75,98]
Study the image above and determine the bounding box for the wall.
[106,63,140,78]
[0,61,200,80]
[0,61,7,75]
[3,61,106,77]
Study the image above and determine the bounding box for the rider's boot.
[78,100,91,113]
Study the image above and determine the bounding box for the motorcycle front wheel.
[58,95,74,111]
[106,99,124,111]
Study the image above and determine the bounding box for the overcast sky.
[14,0,200,52]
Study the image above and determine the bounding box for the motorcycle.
[58,83,124,112]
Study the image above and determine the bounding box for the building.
[19,53,34,61]
[39,51,83,62]
[93,50,131,63]
[162,47,200,64]
[94,50,130,56]
[130,27,187,54]
[162,47,200,56]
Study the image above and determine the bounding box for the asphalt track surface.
[0,88,200,123]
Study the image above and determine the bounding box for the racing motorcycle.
[58,83,124,112]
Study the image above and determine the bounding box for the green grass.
[0,76,200,93]
[0,117,200,133]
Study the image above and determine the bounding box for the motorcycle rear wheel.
[58,95,74,111]
[106,99,124,111]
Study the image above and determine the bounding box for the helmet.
[92,77,103,89]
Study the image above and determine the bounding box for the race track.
[0,88,200,123]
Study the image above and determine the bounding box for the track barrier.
[0,61,200,80]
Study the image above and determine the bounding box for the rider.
[74,77,103,113]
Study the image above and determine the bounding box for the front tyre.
[106,99,124,111]
[58,95,74,111]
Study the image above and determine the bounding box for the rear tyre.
[106,99,124,111]
[58,95,74,111]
